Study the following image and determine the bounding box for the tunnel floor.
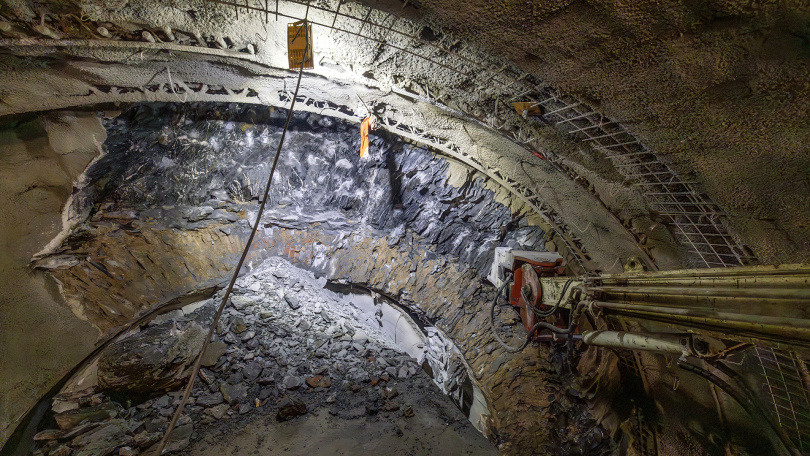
[29,257,496,456]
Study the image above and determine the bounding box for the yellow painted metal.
[538,277,582,309]
[287,21,313,70]
[585,264,810,354]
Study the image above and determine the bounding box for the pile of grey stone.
[31,257,427,456]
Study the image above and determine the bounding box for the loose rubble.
[30,257,496,455]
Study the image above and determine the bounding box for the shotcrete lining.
[0,112,105,447]
[0,0,697,270]
[11,54,663,272]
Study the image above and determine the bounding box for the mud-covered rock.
[97,321,205,395]
[276,397,307,421]
[54,402,120,430]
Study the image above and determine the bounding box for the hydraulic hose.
[525,279,572,319]
[490,271,585,353]
[526,300,587,337]
[490,272,529,353]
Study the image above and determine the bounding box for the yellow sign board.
[287,21,314,70]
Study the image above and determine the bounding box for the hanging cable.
[151,7,311,456]
[490,272,529,353]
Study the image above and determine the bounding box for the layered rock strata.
[32,257,497,456]
[33,103,611,454]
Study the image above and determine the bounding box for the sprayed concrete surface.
[0,112,103,445]
[367,0,810,264]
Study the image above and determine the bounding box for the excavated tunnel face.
[2,1,810,455]
[3,103,610,456]
[45,103,548,329]
[2,102,796,456]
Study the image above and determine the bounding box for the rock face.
[35,102,547,331]
[98,320,207,394]
[31,257,497,456]
[102,103,543,269]
[30,103,603,455]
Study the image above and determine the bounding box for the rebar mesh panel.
[203,0,756,268]
[755,346,810,452]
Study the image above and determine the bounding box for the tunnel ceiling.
[2,0,808,272]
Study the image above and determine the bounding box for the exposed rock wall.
[39,217,246,329]
[38,103,547,329]
[32,104,608,453]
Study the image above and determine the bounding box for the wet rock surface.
[88,102,544,273]
[31,257,497,455]
[29,103,612,455]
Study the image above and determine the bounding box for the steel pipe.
[591,300,810,347]
[582,330,689,355]
[589,285,810,300]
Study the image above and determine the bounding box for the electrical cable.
[490,272,529,353]
[525,278,572,319]
[150,8,311,455]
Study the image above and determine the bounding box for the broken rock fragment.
[54,402,120,430]
[285,295,300,310]
[98,321,205,394]
[276,397,307,421]
[305,376,332,388]
[219,383,248,405]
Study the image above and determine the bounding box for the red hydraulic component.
[507,254,564,332]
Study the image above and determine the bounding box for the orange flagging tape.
[359,117,371,159]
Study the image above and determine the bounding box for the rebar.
[200,0,755,268]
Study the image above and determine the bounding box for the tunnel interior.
[1,1,809,455]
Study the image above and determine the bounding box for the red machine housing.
[508,254,565,332]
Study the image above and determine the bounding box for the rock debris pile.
[31,257,495,456]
